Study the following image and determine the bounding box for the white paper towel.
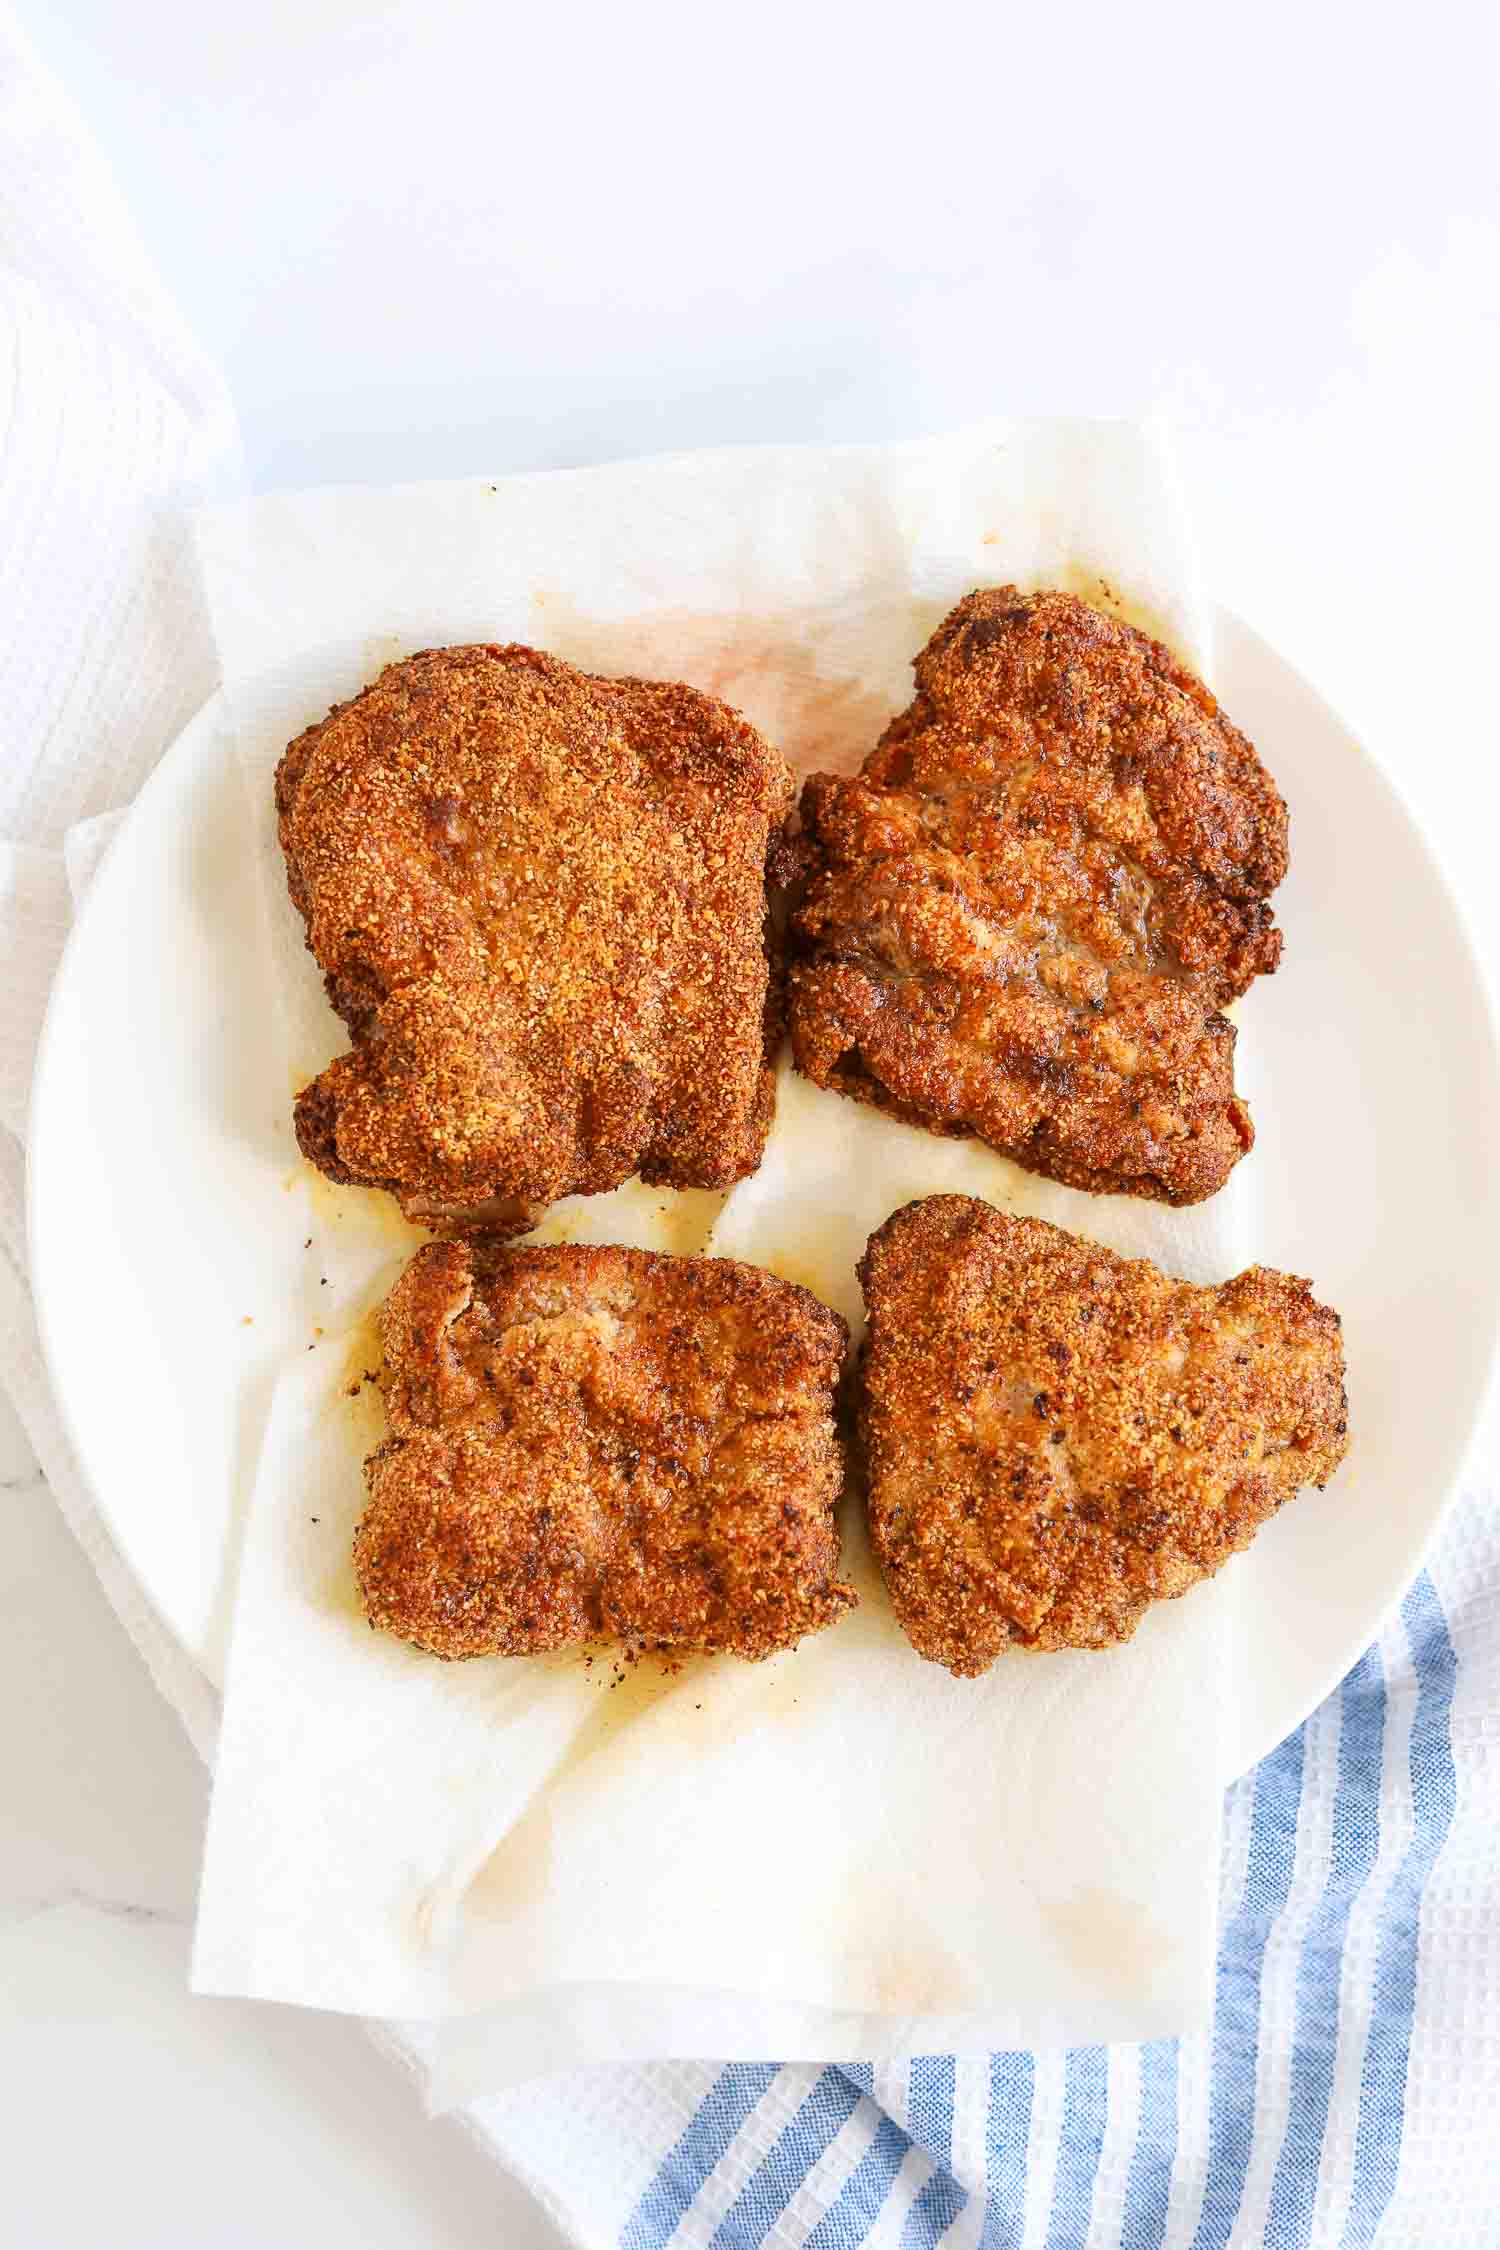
[191,424,1246,2089]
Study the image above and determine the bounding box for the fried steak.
[356,1239,855,1660]
[278,644,794,1227]
[857,1196,1348,1673]
[790,589,1288,1204]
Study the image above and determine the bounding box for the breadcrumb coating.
[857,1196,1348,1673]
[277,644,794,1227]
[356,1239,855,1660]
[790,589,1288,1204]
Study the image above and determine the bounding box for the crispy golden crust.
[277,644,795,1223]
[857,1197,1348,1673]
[355,1240,856,1660]
[789,589,1289,1205]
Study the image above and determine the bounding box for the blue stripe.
[1341,1574,1458,2248]
[620,1578,1457,2250]
[902,2056,966,2247]
[1042,2048,1109,2250]
[1190,1719,1309,2249]
[1120,2040,1179,2250]
[1265,1646,1387,2248]
[981,2053,1035,2250]
[805,2114,912,2250]
[622,2064,780,2250]
[709,2069,863,2250]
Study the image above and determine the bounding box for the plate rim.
[1215,609,1500,1750]
[26,613,1500,1775]
[26,688,228,1666]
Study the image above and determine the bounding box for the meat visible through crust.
[857,1197,1348,1673]
[277,644,795,1225]
[789,589,1289,1204]
[356,1240,856,1660]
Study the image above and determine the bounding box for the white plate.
[27,613,1500,1776]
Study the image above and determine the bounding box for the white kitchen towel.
[0,8,237,1760]
[3,14,1497,2244]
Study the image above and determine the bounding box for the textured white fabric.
[0,10,236,1763]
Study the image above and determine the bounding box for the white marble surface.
[7,0,1499,2242]
[0,1383,560,2249]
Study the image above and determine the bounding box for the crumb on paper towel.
[293,1160,430,1255]
[522,1176,724,1259]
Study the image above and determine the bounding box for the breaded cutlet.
[789,588,1288,1205]
[857,1196,1348,1674]
[277,643,794,1230]
[356,1239,856,1661]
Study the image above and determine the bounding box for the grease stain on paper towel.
[1040,1885,1167,2007]
[530,592,942,780]
[292,1160,430,1257]
[640,1189,729,1259]
[466,1806,557,1927]
[525,1180,726,1261]
[462,1645,813,1935]
[364,632,413,674]
[1054,566,1185,657]
[867,1938,968,2016]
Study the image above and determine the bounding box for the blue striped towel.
[469,1478,1499,2248]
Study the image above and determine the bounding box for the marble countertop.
[0,1382,561,2248]
[8,0,1498,2240]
